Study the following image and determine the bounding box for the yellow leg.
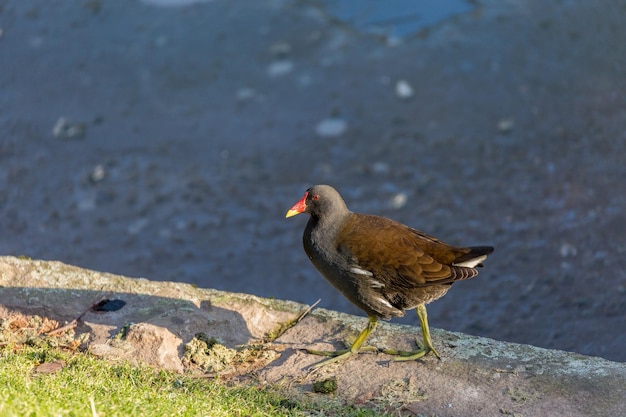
[384,304,441,361]
[307,316,378,369]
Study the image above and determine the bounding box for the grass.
[0,344,392,417]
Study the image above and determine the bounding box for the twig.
[295,298,321,324]
[45,296,109,336]
[264,298,321,342]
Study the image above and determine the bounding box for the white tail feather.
[453,254,487,268]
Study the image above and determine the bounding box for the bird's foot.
[390,348,429,361]
[306,316,379,368]
[305,345,378,369]
[307,344,377,357]
[305,347,349,357]
[307,349,354,369]
[382,338,441,361]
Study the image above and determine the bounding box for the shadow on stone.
[0,257,302,373]
[1,256,625,417]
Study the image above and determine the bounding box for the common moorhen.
[286,184,493,368]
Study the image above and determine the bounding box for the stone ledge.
[0,256,624,416]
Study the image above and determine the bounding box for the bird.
[286,184,493,368]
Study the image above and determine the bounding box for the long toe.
[428,345,441,360]
[421,338,441,360]
[390,345,440,361]
[391,348,428,362]
[382,337,440,361]
[305,348,350,357]
[310,350,355,369]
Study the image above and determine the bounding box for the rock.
[34,360,66,375]
[497,118,515,133]
[0,256,624,417]
[235,88,256,101]
[126,323,184,372]
[315,118,347,137]
[267,60,294,77]
[89,323,183,372]
[89,164,106,183]
[52,117,86,139]
[389,192,408,209]
[269,41,292,58]
[395,80,414,99]
[560,242,578,257]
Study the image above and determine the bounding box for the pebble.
[235,88,256,101]
[315,118,347,137]
[269,41,291,58]
[559,242,578,257]
[267,60,294,77]
[389,192,408,209]
[52,117,86,139]
[77,194,96,212]
[371,162,389,174]
[497,118,515,132]
[386,36,403,47]
[395,80,414,99]
[127,218,149,235]
[29,36,44,48]
[89,164,106,183]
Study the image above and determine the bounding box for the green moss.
[313,377,338,394]
[182,333,237,372]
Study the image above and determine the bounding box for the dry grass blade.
[264,298,321,342]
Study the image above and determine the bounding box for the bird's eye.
[313,194,320,200]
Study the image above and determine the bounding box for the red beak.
[285,192,308,218]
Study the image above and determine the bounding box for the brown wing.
[336,214,481,289]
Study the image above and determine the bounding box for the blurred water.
[2,0,625,362]
[140,0,475,41]
[317,0,474,41]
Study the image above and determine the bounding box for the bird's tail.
[452,246,494,268]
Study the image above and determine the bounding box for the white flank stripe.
[375,297,394,309]
[370,279,385,289]
[349,266,373,276]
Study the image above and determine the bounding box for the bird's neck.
[307,210,350,244]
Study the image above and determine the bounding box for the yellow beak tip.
[285,209,300,218]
